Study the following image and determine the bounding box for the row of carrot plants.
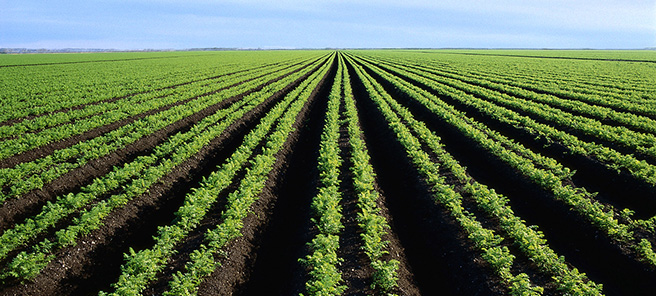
[0,57,310,140]
[0,55,325,261]
[360,56,656,164]
[369,52,656,118]
[351,55,656,266]
[457,59,656,100]
[159,54,334,296]
[429,50,656,96]
[0,57,318,160]
[355,53,656,191]
[342,56,400,294]
[359,56,574,180]
[352,54,628,294]
[389,60,656,136]
[0,52,321,123]
[0,56,332,283]
[0,56,326,204]
[299,55,347,295]
[433,62,656,118]
[347,56,549,295]
[301,55,400,295]
[370,54,656,202]
[0,55,234,122]
[100,53,335,296]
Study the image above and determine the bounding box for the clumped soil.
[354,57,656,295]
[0,56,328,296]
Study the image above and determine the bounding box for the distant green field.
[0,51,211,66]
[397,49,656,62]
[1,50,655,296]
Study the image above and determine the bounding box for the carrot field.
[1,50,655,295]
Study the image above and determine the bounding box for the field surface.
[1,50,655,295]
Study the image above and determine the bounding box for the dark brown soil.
[0,58,322,234]
[233,53,420,296]
[196,55,335,296]
[139,56,333,296]
[0,57,319,169]
[337,120,376,296]
[369,58,656,219]
[0,55,331,296]
[4,51,654,296]
[398,61,656,122]
[335,67,420,296]
[449,71,656,136]
[345,57,502,296]
[0,58,311,129]
[354,56,656,296]
[346,97,422,296]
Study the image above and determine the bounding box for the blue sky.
[1,0,655,49]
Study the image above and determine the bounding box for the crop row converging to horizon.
[0,49,655,296]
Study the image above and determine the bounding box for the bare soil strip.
[0,58,309,128]
[356,59,656,296]
[0,60,321,234]
[194,57,335,296]
[368,59,656,219]
[336,110,375,295]
[229,59,336,296]
[346,60,501,296]
[0,56,330,296]
[338,81,421,295]
[0,58,317,169]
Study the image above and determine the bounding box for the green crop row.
[385,60,656,136]
[299,55,346,296]
[354,55,656,267]
[424,61,656,118]
[161,54,334,296]
[300,55,402,295]
[0,51,324,123]
[0,56,331,283]
[373,50,656,100]
[342,56,400,294]
[0,56,325,204]
[0,55,326,266]
[361,55,656,164]
[348,55,545,295]
[0,60,303,159]
[349,53,607,295]
[360,53,656,188]
[100,54,334,296]
[0,57,309,140]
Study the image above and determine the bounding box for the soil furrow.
[0,59,319,234]
[336,107,374,295]
[0,58,314,169]
[345,59,500,296]
[195,55,335,296]
[141,57,332,295]
[410,64,656,135]
[0,58,310,128]
[372,60,656,167]
[0,56,330,296]
[340,82,422,296]
[356,58,656,296]
[361,59,656,219]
